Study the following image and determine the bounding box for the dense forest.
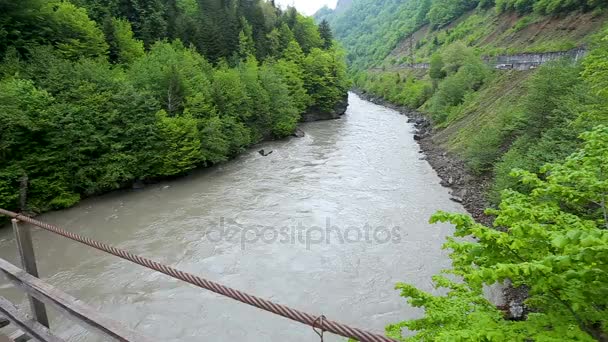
[317,0,608,340]
[316,0,606,70]
[0,0,348,214]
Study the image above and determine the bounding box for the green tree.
[238,19,256,59]
[318,19,334,50]
[0,78,54,210]
[388,125,608,341]
[293,14,323,53]
[44,1,109,59]
[106,17,144,64]
[303,48,348,113]
[260,62,300,137]
[153,110,203,176]
[0,0,49,56]
[128,40,214,116]
[211,63,250,121]
[117,0,167,47]
[429,53,446,88]
[582,27,608,99]
[274,58,311,113]
[238,56,271,140]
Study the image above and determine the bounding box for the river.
[0,93,466,341]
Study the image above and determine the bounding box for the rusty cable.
[0,208,397,342]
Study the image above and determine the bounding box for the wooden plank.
[0,296,63,342]
[8,331,30,342]
[0,317,10,328]
[0,259,153,342]
[11,220,49,328]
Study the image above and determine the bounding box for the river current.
[0,93,467,341]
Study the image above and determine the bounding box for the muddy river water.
[0,93,469,341]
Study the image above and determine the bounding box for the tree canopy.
[0,0,348,214]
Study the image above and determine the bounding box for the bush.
[428,61,489,122]
[388,126,608,341]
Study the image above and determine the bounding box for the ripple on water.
[0,93,470,341]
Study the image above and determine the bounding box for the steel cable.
[0,208,397,342]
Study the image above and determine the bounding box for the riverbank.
[353,90,494,226]
[353,90,534,320]
[0,93,467,341]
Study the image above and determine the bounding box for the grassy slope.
[378,7,607,156]
[384,8,608,66]
[361,7,607,203]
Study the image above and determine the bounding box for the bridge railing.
[0,218,153,342]
[0,208,396,342]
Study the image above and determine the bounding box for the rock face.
[300,94,349,122]
[373,47,587,72]
[486,47,587,70]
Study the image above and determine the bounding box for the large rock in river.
[300,94,348,122]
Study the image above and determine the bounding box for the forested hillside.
[316,0,606,69]
[0,0,348,215]
[317,0,608,340]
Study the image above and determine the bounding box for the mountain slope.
[321,1,608,341]
[318,0,607,202]
[316,0,606,70]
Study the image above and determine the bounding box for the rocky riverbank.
[300,94,349,122]
[354,90,494,225]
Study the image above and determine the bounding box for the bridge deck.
[0,257,152,342]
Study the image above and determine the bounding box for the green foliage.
[429,53,446,84]
[0,0,348,214]
[0,0,49,56]
[314,0,432,70]
[260,62,300,137]
[357,71,432,109]
[238,19,256,60]
[128,40,214,116]
[582,27,608,99]
[491,59,603,199]
[390,126,608,340]
[106,17,144,64]
[428,44,489,122]
[117,0,167,47]
[318,19,334,49]
[292,14,323,53]
[427,0,478,28]
[523,62,581,137]
[44,1,108,59]
[211,63,250,120]
[303,48,349,113]
[153,110,203,176]
[496,0,603,14]
[274,58,312,113]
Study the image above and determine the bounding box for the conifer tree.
[318,19,333,50]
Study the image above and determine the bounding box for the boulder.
[300,93,349,122]
[293,128,305,138]
[450,196,463,203]
[132,179,145,190]
[258,149,273,156]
